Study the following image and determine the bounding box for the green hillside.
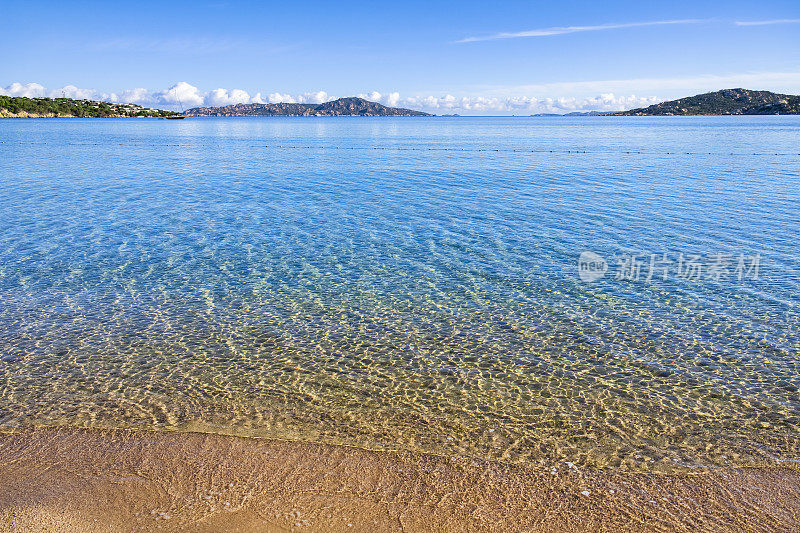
[610,89,800,116]
[0,95,179,118]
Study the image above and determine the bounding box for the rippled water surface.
[1,116,799,471]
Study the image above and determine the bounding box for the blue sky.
[2,0,799,114]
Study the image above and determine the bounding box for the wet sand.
[0,427,798,532]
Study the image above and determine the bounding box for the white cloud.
[0,82,112,102]
[359,91,383,102]
[458,19,705,43]
[4,70,798,116]
[114,88,151,104]
[156,81,205,108]
[206,87,252,106]
[268,92,296,103]
[50,85,98,100]
[266,91,333,104]
[735,19,800,26]
[358,91,407,107]
[302,91,329,104]
[0,82,47,98]
[396,93,659,114]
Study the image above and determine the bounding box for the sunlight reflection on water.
[1,116,799,471]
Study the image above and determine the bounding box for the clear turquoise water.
[1,116,799,471]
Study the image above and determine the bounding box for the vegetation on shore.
[608,88,800,116]
[0,95,180,118]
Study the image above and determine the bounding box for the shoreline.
[0,426,798,532]
[0,113,163,118]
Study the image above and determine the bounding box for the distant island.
[531,111,605,117]
[607,88,800,116]
[185,97,432,117]
[0,95,180,118]
[3,89,799,118]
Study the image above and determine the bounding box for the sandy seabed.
[0,427,798,532]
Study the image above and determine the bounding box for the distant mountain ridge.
[529,111,605,117]
[609,89,800,116]
[186,97,432,117]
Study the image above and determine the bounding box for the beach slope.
[0,427,798,532]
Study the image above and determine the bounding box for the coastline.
[0,112,153,118]
[0,427,798,532]
[0,110,79,118]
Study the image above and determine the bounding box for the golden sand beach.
[0,427,798,532]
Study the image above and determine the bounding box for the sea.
[1,116,798,471]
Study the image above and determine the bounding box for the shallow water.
[1,116,799,471]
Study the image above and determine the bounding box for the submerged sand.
[0,427,798,532]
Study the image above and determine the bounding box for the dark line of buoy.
[6,140,800,156]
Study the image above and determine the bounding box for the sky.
[2,0,800,114]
